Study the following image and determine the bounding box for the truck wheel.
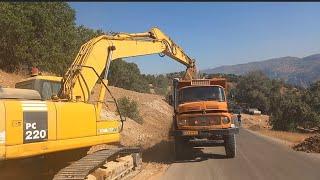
[224,134,236,158]
[174,137,188,160]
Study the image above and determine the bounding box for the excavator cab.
[15,76,62,100]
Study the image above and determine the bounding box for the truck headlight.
[178,119,187,126]
[221,117,230,124]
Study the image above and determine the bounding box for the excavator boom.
[59,27,197,102]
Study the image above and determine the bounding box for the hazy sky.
[69,2,320,74]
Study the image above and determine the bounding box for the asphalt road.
[160,129,320,180]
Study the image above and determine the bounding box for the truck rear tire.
[224,134,236,158]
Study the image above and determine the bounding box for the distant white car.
[248,108,261,115]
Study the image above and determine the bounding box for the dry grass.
[257,129,312,144]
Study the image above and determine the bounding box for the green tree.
[305,81,320,113]
[117,97,143,124]
[108,59,150,93]
[270,89,318,131]
[153,75,169,95]
[74,25,103,50]
[0,2,78,74]
[235,71,278,113]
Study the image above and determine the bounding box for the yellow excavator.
[0,27,197,179]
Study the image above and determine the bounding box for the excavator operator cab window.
[41,81,52,100]
[16,79,61,100]
[39,80,61,100]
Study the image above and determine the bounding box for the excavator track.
[53,147,141,180]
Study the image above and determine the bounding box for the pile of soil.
[91,85,173,150]
[240,113,270,130]
[109,86,173,149]
[292,134,320,153]
[0,70,25,87]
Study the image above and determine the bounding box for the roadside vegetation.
[218,71,320,132]
[0,2,103,75]
[117,97,143,124]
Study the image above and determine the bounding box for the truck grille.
[188,116,221,126]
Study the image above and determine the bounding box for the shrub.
[269,89,318,131]
[117,97,143,124]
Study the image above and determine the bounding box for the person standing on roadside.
[237,113,242,127]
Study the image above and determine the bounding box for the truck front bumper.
[171,127,239,137]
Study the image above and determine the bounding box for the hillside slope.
[203,54,320,87]
[0,70,25,88]
[103,86,173,149]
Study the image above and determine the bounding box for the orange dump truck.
[169,78,239,159]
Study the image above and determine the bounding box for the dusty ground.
[0,70,25,87]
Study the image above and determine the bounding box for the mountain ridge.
[202,53,320,87]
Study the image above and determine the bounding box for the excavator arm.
[59,27,197,104]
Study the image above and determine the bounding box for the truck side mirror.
[168,95,173,106]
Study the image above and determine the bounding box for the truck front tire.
[224,134,236,158]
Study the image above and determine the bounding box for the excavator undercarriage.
[53,147,141,180]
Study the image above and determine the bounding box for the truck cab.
[169,78,239,159]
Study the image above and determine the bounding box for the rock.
[292,134,320,153]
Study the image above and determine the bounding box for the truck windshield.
[179,86,225,104]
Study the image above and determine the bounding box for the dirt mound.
[91,85,173,150]
[0,70,25,87]
[292,134,320,153]
[110,86,173,149]
[92,86,174,179]
[240,113,270,130]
